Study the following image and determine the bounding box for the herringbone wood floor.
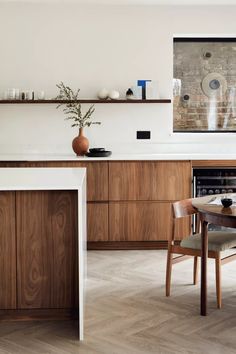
[0,250,236,354]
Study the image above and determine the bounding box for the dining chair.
[166,198,236,308]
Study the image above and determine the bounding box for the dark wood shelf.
[0,99,171,104]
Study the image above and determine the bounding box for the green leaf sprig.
[55,82,101,128]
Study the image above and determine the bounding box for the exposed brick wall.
[173,41,236,132]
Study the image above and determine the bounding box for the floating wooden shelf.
[0,99,171,104]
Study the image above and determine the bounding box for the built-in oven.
[193,168,236,231]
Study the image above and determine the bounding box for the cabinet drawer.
[109,202,190,241]
[109,161,191,201]
[87,203,109,242]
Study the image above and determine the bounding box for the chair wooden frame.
[166,198,236,309]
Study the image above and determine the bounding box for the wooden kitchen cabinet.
[0,192,16,309]
[109,202,190,241]
[0,159,192,250]
[16,190,77,309]
[109,161,191,201]
[87,203,109,241]
[108,161,191,243]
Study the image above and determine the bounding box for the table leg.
[201,219,208,316]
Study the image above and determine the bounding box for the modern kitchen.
[1,1,236,354]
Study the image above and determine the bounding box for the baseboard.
[0,308,78,322]
[87,241,169,250]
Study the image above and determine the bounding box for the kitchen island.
[0,167,86,340]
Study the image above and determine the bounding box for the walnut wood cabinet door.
[109,161,191,201]
[16,190,77,309]
[65,162,108,201]
[109,202,190,241]
[0,192,16,309]
[155,161,191,200]
[84,162,108,201]
[87,203,109,241]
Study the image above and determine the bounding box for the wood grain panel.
[0,163,24,167]
[109,202,190,241]
[16,191,77,309]
[109,161,191,201]
[156,161,191,200]
[87,241,170,250]
[0,308,76,321]
[192,160,236,167]
[83,162,108,201]
[0,192,16,309]
[87,203,108,242]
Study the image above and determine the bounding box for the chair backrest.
[172,198,198,219]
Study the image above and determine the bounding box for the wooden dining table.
[192,194,236,316]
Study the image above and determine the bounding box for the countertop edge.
[1,154,236,161]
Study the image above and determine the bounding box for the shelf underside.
[0,99,171,104]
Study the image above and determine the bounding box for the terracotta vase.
[72,127,89,156]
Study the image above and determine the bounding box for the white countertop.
[0,152,236,161]
[0,167,86,190]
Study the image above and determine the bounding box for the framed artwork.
[173,38,236,133]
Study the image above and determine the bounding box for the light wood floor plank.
[0,250,236,353]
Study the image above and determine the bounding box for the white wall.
[1,3,236,154]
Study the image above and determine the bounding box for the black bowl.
[89,148,105,153]
[85,151,112,158]
[221,198,233,208]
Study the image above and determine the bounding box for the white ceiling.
[1,0,236,4]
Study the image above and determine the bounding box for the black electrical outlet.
[136,131,151,139]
